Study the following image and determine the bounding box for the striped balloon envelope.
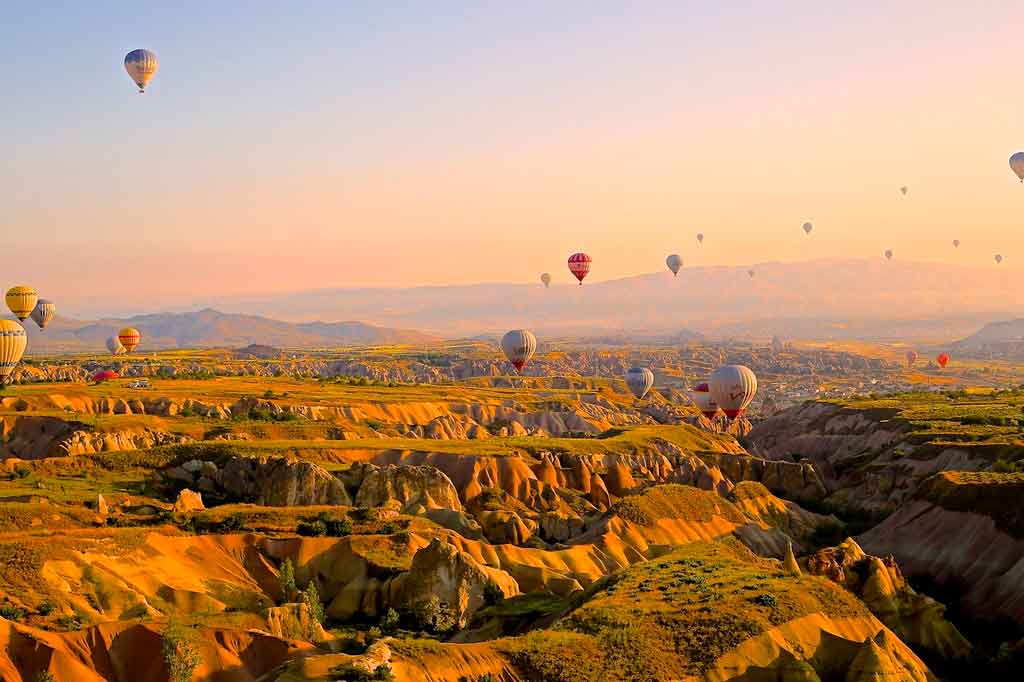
[568,252,591,285]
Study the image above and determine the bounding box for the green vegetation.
[162,620,202,682]
[506,539,869,681]
[611,484,746,526]
[278,558,297,603]
[328,663,396,682]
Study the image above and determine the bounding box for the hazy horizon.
[4,2,1024,311]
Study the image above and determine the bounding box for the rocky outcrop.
[173,488,205,513]
[349,462,462,513]
[700,451,828,502]
[805,538,970,659]
[166,456,352,507]
[262,602,329,642]
[388,539,519,629]
[727,481,841,552]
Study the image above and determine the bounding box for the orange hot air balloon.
[568,252,591,285]
[936,353,950,368]
[118,327,141,353]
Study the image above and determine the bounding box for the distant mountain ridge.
[954,318,1024,348]
[22,308,440,354]
[167,258,1024,340]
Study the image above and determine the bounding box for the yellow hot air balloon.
[118,327,141,353]
[0,320,27,385]
[5,286,38,321]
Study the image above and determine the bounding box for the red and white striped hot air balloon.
[568,252,591,285]
[688,382,721,420]
[501,329,537,374]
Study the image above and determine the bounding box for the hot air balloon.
[124,49,158,93]
[92,370,120,383]
[748,269,755,278]
[953,239,960,248]
[625,367,655,400]
[710,365,757,419]
[905,350,918,368]
[30,300,55,330]
[688,382,720,420]
[884,249,893,261]
[568,253,591,285]
[541,273,551,288]
[900,186,908,196]
[118,327,141,353]
[106,336,125,355]
[0,320,27,385]
[696,233,704,245]
[666,254,682,276]
[936,353,950,369]
[1011,152,1024,182]
[5,286,37,321]
[501,329,537,373]
[802,222,813,235]
[995,254,1004,264]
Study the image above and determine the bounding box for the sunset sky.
[3,1,1024,313]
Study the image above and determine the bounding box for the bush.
[297,520,327,537]
[483,581,505,607]
[33,673,56,682]
[414,595,456,634]
[380,607,400,633]
[13,466,30,479]
[379,522,398,535]
[754,593,778,608]
[0,605,26,620]
[326,517,352,536]
[162,621,202,682]
[329,664,395,682]
[36,601,55,616]
[55,614,82,631]
[216,514,245,533]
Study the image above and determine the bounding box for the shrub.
[297,520,327,537]
[55,614,82,631]
[379,522,398,535]
[278,559,297,603]
[36,601,55,616]
[483,581,505,607]
[0,605,26,620]
[366,625,383,643]
[754,593,778,608]
[162,621,202,682]
[33,673,56,682]
[13,466,30,479]
[414,595,456,634]
[328,664,396,682]
[380,607,400,633]
[325,517,352,536]
[216,514,245,533]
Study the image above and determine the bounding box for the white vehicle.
[127,380,151,389]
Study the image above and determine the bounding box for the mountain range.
[22,309,440,354]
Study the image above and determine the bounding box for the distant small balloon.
[30,300,55,330]
[124,49,159,93]
[501,329,537,374]
[995,254,1004,264]
[802,222,813,235]
[905,350,918,368]
[936,353,950,369]
[884,249,893,261]
[696,233,704,245]
[953,239,960,248]
[106,336,125,356]
[1010,152,1024,182]
[540,273,551,288]
[748,269,755,278]
[666,254,682,276]
[900,186,908,196]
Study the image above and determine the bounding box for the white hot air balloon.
[0,320,28,385]
[500,329,537,374]
[625,367,655,400]
[106,336,125,356]
[802,222,813,235]
[665,254,682,276]
[124,49,159,93]
[1011,152,1024,182]
[30,300,55,330]
[709,365,757,419]
[540,273,551,288]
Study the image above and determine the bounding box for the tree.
[483,580,505,607]
[162,621,201,682]
[33,672,56,682]
[302,581,324,629]
[380,607,400,633]
[278,558,297,603]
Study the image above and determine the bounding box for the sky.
[3,1,1024,315]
